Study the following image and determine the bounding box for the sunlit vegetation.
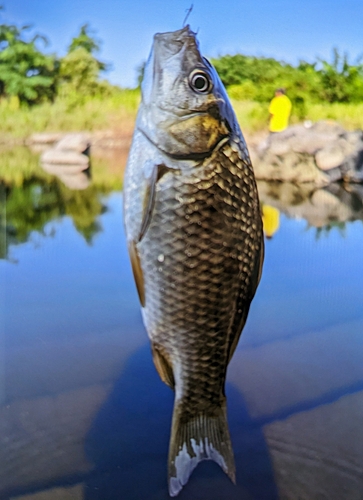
[0,7,361,140]
[0,87,139,139]
[230,99,363,132]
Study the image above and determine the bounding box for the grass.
[304,102,363,130]
[231,99,363,134]
[231,100,269,133]
[0,88,362,145]
[0,88,140,141]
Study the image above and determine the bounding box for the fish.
[123,25,264,497]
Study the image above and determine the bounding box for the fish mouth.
[152,25,201,81]
[153,25,197,58]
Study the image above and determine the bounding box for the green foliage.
[58,24,109,100]
[0,145,117,257]
[0,87,139,139]
[59,47,101,97]
[68,23,100,55]
[0,13,108,105]
[0,21,57,104]
[212,48,363,107]
[317,48,363,103]
[67,23,107,72]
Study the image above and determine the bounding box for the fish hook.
[183,4,193,27]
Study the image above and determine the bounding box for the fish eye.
[189,69,212,94]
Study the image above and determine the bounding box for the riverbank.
[1,89,363,146]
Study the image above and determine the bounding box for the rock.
[253,121,363,185]
[27,132,64,145]
[315,145,346,170]
[254,150,330,186]
[41,163,91,190]
[40,132,91,170]
[54,133,91,154]
[41,150,89,166]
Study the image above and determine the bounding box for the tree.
[317,48,363,103]
[59,24,109,97]
[59,47,101,96]
[68,23,107,71]
[0,21,57,104]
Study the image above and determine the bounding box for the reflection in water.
[41,162,91,190]
[257,180,363,232]
[261,205,280,239]
[1,149,363,499]
[1,177,110,259]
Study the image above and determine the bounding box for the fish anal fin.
[152,344,175,389]
[168,402,235,497]
[128,240,145,307]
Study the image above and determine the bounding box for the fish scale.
[139,138,259,398]
[123,25,263,496]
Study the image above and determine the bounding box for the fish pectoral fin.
[168,401,235,497]
[152,344,175,389]
[138,163,170,242]
[128,240,145,307]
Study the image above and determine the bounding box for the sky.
[4,0,363,88]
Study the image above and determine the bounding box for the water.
[1,149,363,500]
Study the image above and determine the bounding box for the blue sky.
[4,0,363,88]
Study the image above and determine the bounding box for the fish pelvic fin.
[152,343,175,389]
[168,401,235,497]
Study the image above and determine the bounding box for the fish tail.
[168,400,235,496]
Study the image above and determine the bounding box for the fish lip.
[153,25,196,43]
[152,25,199,65]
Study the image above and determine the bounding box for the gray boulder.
[40,133,91,189]
[253,121,363,185]
[40,133,91,166]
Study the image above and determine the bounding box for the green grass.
[0,88,140,141]
[231,100,269,133]
[0,88,362,144]
[231,99,363,134]
[304,102,363,130]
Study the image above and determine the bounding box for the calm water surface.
[1,149,363,500]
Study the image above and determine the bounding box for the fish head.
[138,26,238,159]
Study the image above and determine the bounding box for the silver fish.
[123,26,264,496]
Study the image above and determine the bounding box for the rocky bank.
[28,120,363,188]
[251,121,363,186]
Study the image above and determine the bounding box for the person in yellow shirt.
[268,88,292,132]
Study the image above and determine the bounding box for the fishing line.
[183,4,193,27]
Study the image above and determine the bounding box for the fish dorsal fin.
[152,344,175,388]
[128,239,145,307]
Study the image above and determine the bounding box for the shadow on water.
[84,345,279,500]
